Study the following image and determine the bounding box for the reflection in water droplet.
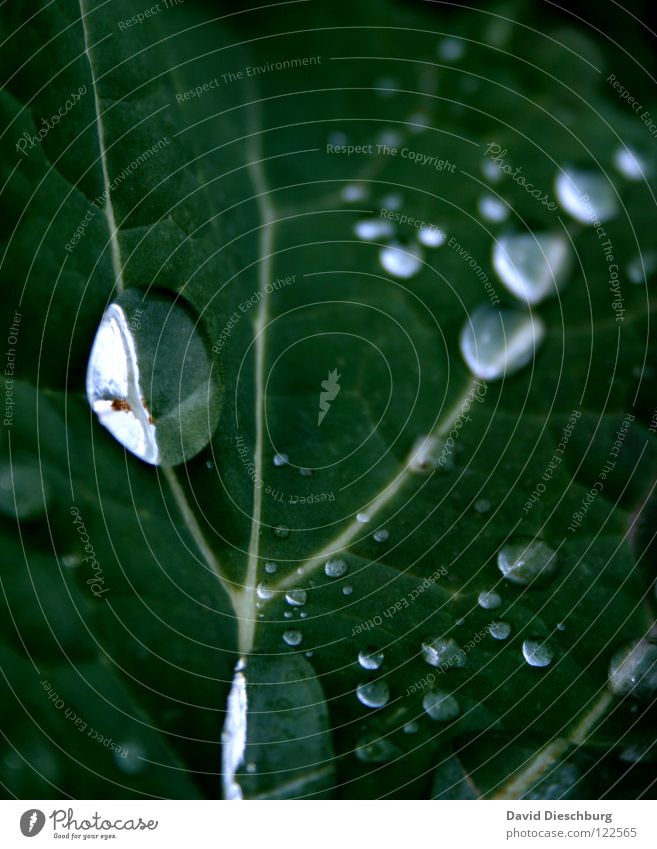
[274,525,290,539]
[283,629,303,647]
[608,640,657,699]
[355,734,400,762]
[86,290,220,467]
[478,194,509,223]
[418,225,447,248]
[379,242,423,279]
[493,233,571,304]
[0,462,49,520]
[358,648,385,670]
[522,639,553,667]
[354,219,395,241]
[422,637,467,668]
[478,590,501,610]
[437,37,465,61]
[460,304,545,381]
[422,690,461,721]
[221,661,247,800]
[299,467,313,477]
[356,680,390,708]
[555,169,618,224]
[613,147,649,181]
[285,589,307,607]
[373,528,389,543]
[498,538,558,585]
[474,498,491,514]
[489,621,511,640]
[325,558,348,578]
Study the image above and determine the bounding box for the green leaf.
[1,0,656,799]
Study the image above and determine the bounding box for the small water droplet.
[356,511,370,523]
[406,111,429,133]
[355,734,400,762]
[493,233,571,304]
[478,194,509,223]
[376,76,398,98]
[418,225,447,248]
[489,621,512,640]
[273,453,289,467]
[474,498,491,514]
[61,553,81,569]
[115,742,146,774]
[421,637,467,668]
[478,590,501,610]
[497,538,558,585]
[613,147,649,181]
[557,622,566,631]
[379,241,423,279]
[555,168,618,224]
[264,561,278,574]
[437,37,465,61]
[422,690,461,721]
[299,467,313,477]
[522,639,553,667]
[282,629,303,647]
[342,584,354,596]
[354,219,395,241]
[342,183,368,202]
[358,648,385,670]
[627,251,657,285]
[325,558,348,578]
[382,192,403,210]
[608,640,657,699]
[285,589,307,607]
[373,528,389,543]
[274,525,290,539]
[0,462,49,520]
[356,680,390,708]
[86,290,220,466]
[403,721,419,734]
[460,304,545,381]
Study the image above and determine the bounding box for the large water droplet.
[325,558,348,578]
[460,304,545,381]
[422,690,461,721]
[608,640,657,699]
[555,169,618,224]
[478,590,502,610]
[358,648,385,670]
[421,637,467,669]
[522,639,553,667]
[493,233,571,304]
[356,680,390,708]
[379,242,423,279]
[86,289,220,466]
[0,461,49,520]
[497,538,558,585]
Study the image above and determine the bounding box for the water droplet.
[478,194,509,223]
[493,232,571,304]
[356,680,390,708]
[342,585,353,596]
[409,434,451,473]
[482,158,503,183]
[557,622,566,631]
[273,453,289,467]
[609,640,657,699]
[382,192,403,211]
[377,129,403,148]
[285,589,307,607]
[115,742,146,774]
[61,553,81,568]
[437,37,465,61]
[205,459,214,469]
[497,538,558,585]
[474,498,491,514]
[422,690,461,721]
[264,561,278,574]
[627,251,657,285]
[376,76,398,98]
[355,734,400,762]
[0,461,49,520]
[489,621,511,640]
[522,639,553,667]
[421,637,467,669]
[325,558,348,578]
[406,111,429,133]
[256,582,274,600]
[418,225,447,248]
[373,528,389,543]
[358,648,385,670]
[274,525,290,539]
[478,590,501,610]
[403,721,419,734]
[379,242,423,279]
[342,183,368,202]
[555,168,618,224]
[283,610,292,619]
[613,147,649,181]
[86,290,220,466]
[299,467,313,477]
[282,629,303,647]
[356,511,370,523]
[354,219,395,241]
[460,304,545,381]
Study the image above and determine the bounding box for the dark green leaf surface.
[1,0,656,799]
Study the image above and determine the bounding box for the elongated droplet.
[498,538,558,585]
[354,219,395,241]
[609,640,657,699]
[418,225,447,248]
[613,147,649,181]
[356,680,390,708]
[221,660,247,800]
[422,690,461,721]
[86,289,220,466]
[555,169,618,224]
[493,233,571,304]
[460,304,545,381]
[379,242,423,279]
[522,639,553,667]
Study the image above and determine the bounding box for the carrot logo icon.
[318,369,341,426]
[20,809,45,837]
